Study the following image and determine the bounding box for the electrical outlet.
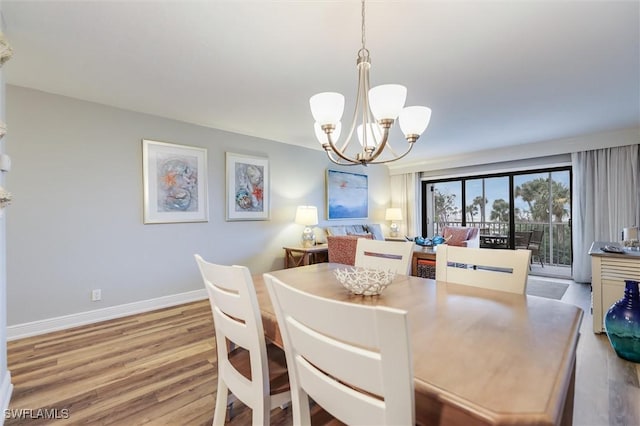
[91,289,102,301]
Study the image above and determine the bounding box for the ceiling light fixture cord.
[361,0,366,53]
[309,0,432,165]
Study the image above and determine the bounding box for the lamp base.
[302,227,316,248]
[390,223,399,237]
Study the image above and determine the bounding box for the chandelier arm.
[381,138,401,157]
[324,131,360,164]
[326,135,420,166]
[326,140,415,166]
[325,149,351,165]
[367,116,394,162]
[361,62,371,152]
[325,146,366,166]
[367,125,390,162]
[365,140,418,165]
[340,60,368,151]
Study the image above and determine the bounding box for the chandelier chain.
[361,0,366,51]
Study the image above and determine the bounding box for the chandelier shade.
[399,106,432,137]
[357,123,383,148]
[310,92,345,125]
[309,0,431,166]
[368,84,407,121]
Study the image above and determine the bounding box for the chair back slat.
[354,239,414,274]
[285,306,384,394]
[435,245,530,294]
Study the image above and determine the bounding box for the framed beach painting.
[226,152,270,221]
[142,139,208,224]
[326,169,368,220]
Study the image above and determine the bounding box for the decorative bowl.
[334,267,395,296]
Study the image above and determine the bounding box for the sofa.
[322,223,385,242]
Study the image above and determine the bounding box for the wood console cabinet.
[283,244,328,269]
[412,247,437,278]
[589,241,640,333]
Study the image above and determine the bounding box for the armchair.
[442,226,480,248]
[528,229,544,267]
[327,234,373,266]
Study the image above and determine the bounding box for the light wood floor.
[6,279,640,425]
[560,278,640,426]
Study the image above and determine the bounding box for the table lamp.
[385,207,403,237]
[295,205,318,247]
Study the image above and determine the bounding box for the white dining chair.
[435,245,531,294]
[194,255,290,425]
[263,272,414,426]
[354,239,414,275]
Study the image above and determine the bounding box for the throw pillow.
[365,224,385,240]
[443,227,471,247]
[326,226,348,236]
[347,232,373,238]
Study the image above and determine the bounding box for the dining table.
[253,262,583,426]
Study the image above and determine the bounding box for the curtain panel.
[572,144,640,283]
[390,173,419,238]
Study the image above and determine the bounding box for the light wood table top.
[254,263,583,426]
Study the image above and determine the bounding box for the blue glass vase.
[604,280,640,363]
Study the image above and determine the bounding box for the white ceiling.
[2,1,638,167]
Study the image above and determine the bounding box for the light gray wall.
[0,13,10,413]
[5,85,391,325]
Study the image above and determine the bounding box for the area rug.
[526,279,569,300]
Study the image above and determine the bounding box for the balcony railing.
[435,221,572,267]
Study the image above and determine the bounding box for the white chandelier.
[310,0,432,166]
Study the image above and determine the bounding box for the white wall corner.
[0,371,12,425]
[7,289,207,341]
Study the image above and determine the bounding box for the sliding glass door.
[466,176,510,248]
[514,170,571,267]
[429,181,462,236]
[422,167,572,275]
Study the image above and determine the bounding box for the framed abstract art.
[142,139,208,224]
[326,169,368,220]
[226,152,270,221]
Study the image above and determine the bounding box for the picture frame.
[326,169,368,220]
[142,139,208,224]
[226,152,270,221]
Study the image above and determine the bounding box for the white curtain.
[572,144,640,283]
[390,173,419,238]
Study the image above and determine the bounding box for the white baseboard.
[7,289,208,341]
[0,371,12,425]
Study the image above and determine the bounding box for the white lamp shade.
[399,106,432,136]
[356,123,383,148]
[385,207,403,221]
[295,205,318,226]
[368,84,407,120]
[309,92,345,125]
[314,121,342,144]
